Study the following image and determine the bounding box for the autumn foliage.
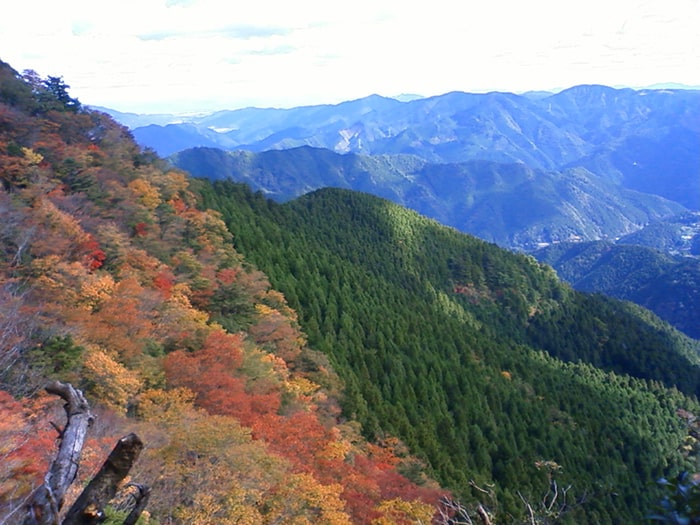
[0,60,445,523]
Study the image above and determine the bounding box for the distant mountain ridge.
[113,85,700,210]
[171,145,686,251]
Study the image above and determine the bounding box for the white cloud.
[1,0,698,113]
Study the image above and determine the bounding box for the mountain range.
[111,84,700,339]
[169,145,688,251]
[3,57,700,524]
[104,85,699,212]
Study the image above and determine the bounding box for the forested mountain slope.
[616,211,700,256]
[196,180,700,523]
[0,59,445,524]
[534,240,700,339]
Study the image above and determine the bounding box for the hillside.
[534,240,700,339]
[0,59,445,524]
[616,211,700,256]
[196,180,700,523]
[170,145,686,251]
[3,57,700,524]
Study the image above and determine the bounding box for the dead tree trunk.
[20,382,147,525]
[121,484,150,525]
[23,381,94,525]
[62,433,144,525]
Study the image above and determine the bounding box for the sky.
[1,0,698,114]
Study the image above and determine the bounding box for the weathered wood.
[62,433,144,525]
[122,484,151,525]
[476,504,492,525]
[22,381,94,525]
[19,383,148,525]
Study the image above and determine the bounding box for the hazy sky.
[2,0,698,113]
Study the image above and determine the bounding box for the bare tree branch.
[435,497,474,525]
[475,504,492,525]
